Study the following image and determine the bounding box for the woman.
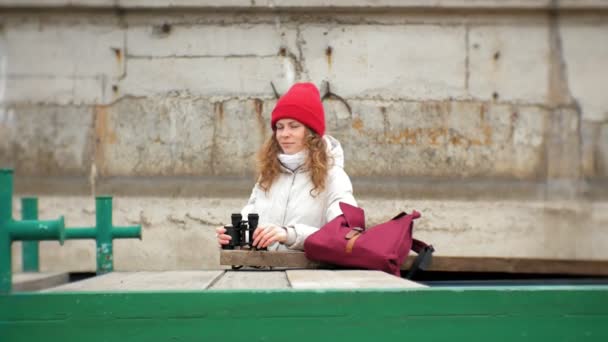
[216,82,357,250]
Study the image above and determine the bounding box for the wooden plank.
[407,257,608,276]
[45,271,224,292]
[209,270,290,290]
[2,288,608,341]
[12,272,70,292]
[220,250,608,275]
[220,250,320,268]
[287,270,427,289]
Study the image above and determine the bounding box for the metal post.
[0,169,14,293]
[96,196,114,274]
[21,198,39,272]
[0,169,13,223]
[64,196,141,275]
[0,169,65,294]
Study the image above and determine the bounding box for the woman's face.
[275,118,307,154]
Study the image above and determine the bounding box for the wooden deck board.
[287,270,426,289]
[45,271,224,292]
[220,250,608,276]
[209,270,290,290]
[220,250,320,268]
[41,270,424,291]
[422,256,608,275]
[13,272,70,292]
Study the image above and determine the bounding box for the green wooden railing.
[1,286,607,341]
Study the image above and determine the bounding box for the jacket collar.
[278,161,308,174]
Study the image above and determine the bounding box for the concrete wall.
[9,196,608,271]
[1,1,608,271]
[1,2,607,189]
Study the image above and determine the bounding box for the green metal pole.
[65,228,97,240]
[9,218,65,241]
[0,236,9,295]
[0,169,13,222]
[64,196,140,274]
[21,198,39,272]
[1,169,66,294]
[1,169,14,294]
[112,226,142,239]
[96,196,113,274]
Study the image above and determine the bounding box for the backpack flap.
[339,202,365,231]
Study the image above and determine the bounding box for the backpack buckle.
[345,227,364,240]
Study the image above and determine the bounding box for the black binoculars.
[222,213,265,250]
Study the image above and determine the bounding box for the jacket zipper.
[281,171,298,226]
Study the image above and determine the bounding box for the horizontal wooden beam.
[220,250,321,268]
[220,250,608,276]
[2,288,608,341]
[418,256,608,276]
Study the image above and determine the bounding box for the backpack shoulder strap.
[406,239,434,279]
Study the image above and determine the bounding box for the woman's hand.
[216,226,231,246]
[252,224,287,248]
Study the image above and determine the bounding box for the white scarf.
[278,150,308,171]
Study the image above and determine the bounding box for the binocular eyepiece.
[222,213,262,250]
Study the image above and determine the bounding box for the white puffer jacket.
[241,135,357,251]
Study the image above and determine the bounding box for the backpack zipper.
[281,171,298,226]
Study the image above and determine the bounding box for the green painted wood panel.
[1,287,607,341]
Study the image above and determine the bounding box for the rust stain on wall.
[482,125,493,145]
[112,47,122,64]
[352,104,494,147]
[386,128,421,145]
[352,117,364,131]
[94,105,117,176]
[450,134,463,146]
[326,46,333,70]
[215,102,224,122]
[428,128,448,146]
[253,99,266,139]
[480,104,493,145]
[384,126,492,147]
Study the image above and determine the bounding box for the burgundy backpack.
[304,202,434,277]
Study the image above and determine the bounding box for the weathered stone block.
[560,23,608,122]
[121,57,292,97]
[0,108,15,168]
[301,25,467,100]
[128,23,299,58]
[582,120,600,178]
[599,122,608,177]
[331,100,547,179]
[5,77,108,105]
[5,21,124,78]
[212,99,275,176]
[546,107,581,179]
[98,97,216,176]
[468,23,550,103]
[0,0,114,6]
[0,105,94,176]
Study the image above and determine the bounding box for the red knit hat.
[271,82,325,136]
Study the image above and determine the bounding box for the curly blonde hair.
[257,129,330,196]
